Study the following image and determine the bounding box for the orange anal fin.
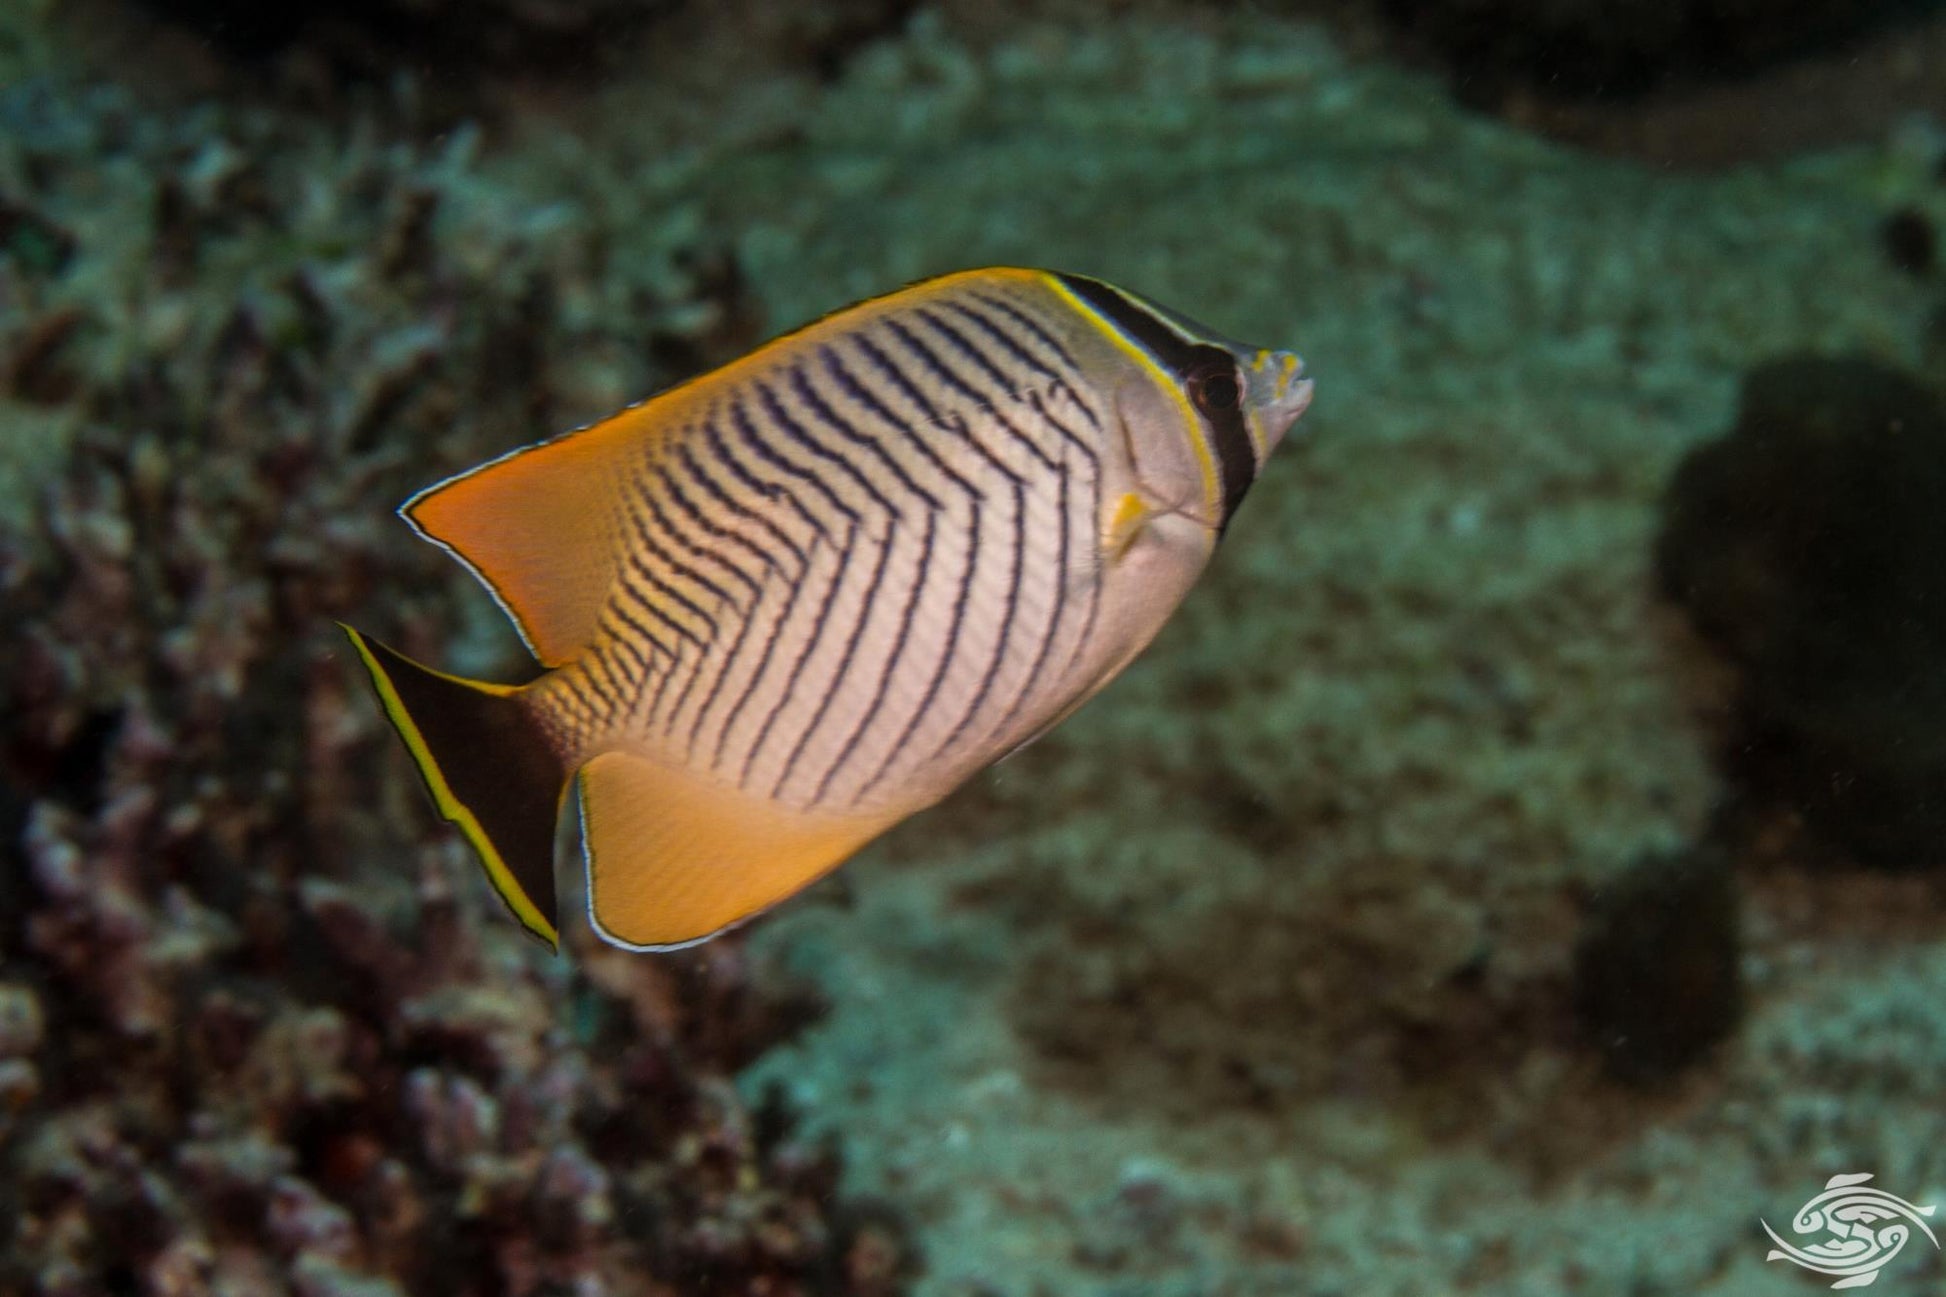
[577,751,897,951]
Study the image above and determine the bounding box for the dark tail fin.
[340,624,567,949]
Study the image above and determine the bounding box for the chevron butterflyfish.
[343,267,1315,951]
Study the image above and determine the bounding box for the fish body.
[344,267,1314,950]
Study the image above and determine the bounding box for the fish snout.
[1245,348,1314,457]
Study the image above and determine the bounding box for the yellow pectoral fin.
[1104,491,1152,560]
[578,751,899,950]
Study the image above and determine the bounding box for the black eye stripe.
[1192,366,1240,413]
[1053,272,1258,535]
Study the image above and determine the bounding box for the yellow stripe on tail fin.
[578,750,898,951]
[340,625,569,949]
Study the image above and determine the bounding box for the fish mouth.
[1247,349,1314,455]
[1279,373,1316,422]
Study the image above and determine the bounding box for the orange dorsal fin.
[404,405,667,667]
[577,750,897,949]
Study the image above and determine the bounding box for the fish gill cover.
[0,49,916,1297]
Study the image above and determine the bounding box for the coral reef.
[1657,356,1946,869]
[0,50,912,1297]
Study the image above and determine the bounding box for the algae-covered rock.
[1880,206,1937,276]
[0,46,916,1295]
[1657,356,1946,867]
[1572,844,1742,1085]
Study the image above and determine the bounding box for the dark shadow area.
[1658,356,1946,870]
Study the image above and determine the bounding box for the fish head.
[1116,335,1314,537]
[1080,330,1316,718]
[1048,272,1313,537]
[1238,344,1315,463]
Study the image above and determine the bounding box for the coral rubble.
[0,47,912,1297]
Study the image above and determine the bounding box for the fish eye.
[1190,365,1240,414]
